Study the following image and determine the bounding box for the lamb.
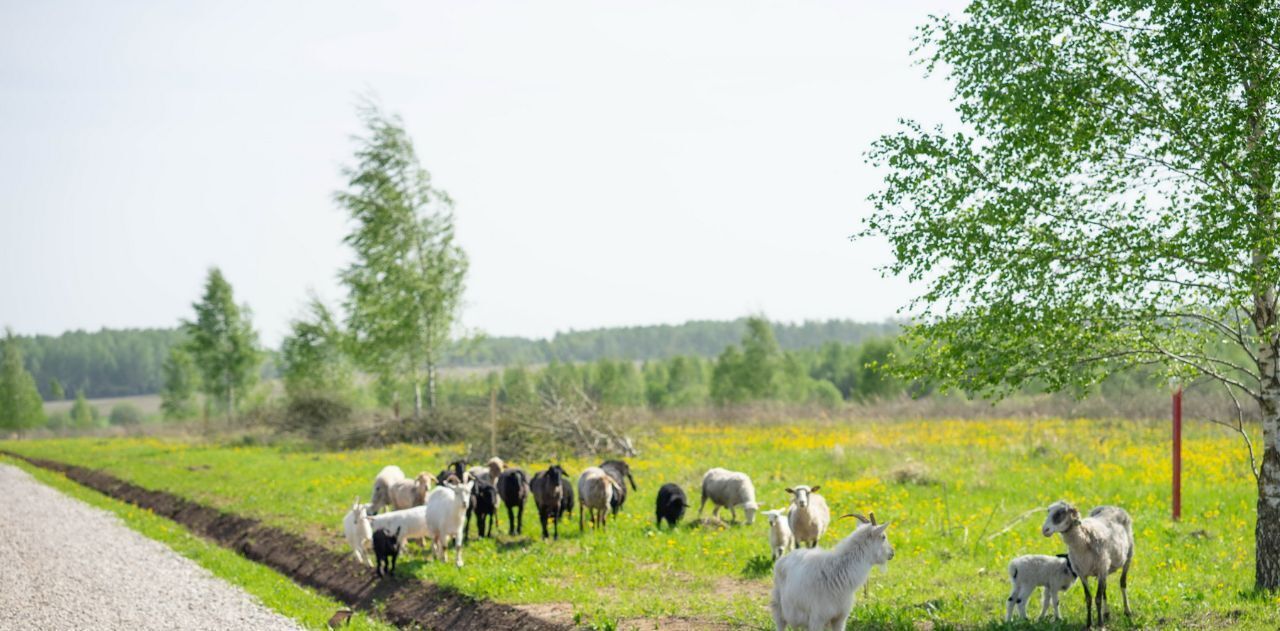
[771,513,894,631]
[497,468,529,535]
[387,472,436,511]
[531,465,570,539]
[370,465,406,514]
[1005,553,1077,621]
[599,459,637,515]
[372,526,401,578]
[466,457,505,485]
[655,483,689,530]
[468,478,498,539]
[786,485,830,548]
[578,466,622,530]
[698,467,759,525]
[1042,500,1135,628]
[341,497,374,567]
[762,509,794,560]
[426,481,474,566]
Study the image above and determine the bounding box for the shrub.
[109,403,144,426]
[280,393,353,438]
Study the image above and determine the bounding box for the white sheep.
[425,481,473,567]
[370,465,406,514]
[341,496,374,567]
[577,466,621,530]
[698,467,759,525]
[786,485,830,548]
[1005,554,1077,621]
[771,513,894,631]
[762,509,794,560]
[1042,501,1134,628]
[387,472,436,511]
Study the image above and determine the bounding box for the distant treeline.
[16,328,184,399]
[453,319,901,366]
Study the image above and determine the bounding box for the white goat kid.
[342,496,374,567]
[771,513,894,631]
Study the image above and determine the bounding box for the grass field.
[2,417,1272,629]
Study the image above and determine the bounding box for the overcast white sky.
[0,0,966,346]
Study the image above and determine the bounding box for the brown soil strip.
[0,450,567,631]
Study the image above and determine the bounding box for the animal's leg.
[770,598,785,631]
[698,494,707,518]
[1006,583,1018,622]
[518,502,524,534]
[1053,588,1063,620]
[455,529,465,567]
[829,613,849,631]
[730,505,738,523]
[1121,556,1132,617]
[1081,577,1093,629]
[579,503,584,531]
[1017,586,1029,619]
[1097,577,1108,624]
[1038,585,1052,619]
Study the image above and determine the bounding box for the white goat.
[771,513,894,631]
[1042,501,1134,628]
[698,467,759,525]
[370,465,406,514]
[578,466,621,530]
[387,472,436,511]
[341,496,374,567]
[425,481,473,567]
[762,509,794,560]
[1006,554,1077,621]
[367,505,429,560]
[786,485,830,548]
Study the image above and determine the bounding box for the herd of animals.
[340,457,1136,630]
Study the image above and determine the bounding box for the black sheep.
[600,459,638,515]
[468,478,498,539]
[530,465,570,540]
[372,526,401,578]
[497,468,529,535]
[655,483,689,529]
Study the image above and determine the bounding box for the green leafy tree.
[48,378,65,401]
[0,329,46,430]
[182,268,262,423]
[855,339,902,401]
[338,98,468,419]
[69,389,98,429]
[864,1,1280,588]
[160,347,199,420]
[500,365,537,407]
[281,297,356,402]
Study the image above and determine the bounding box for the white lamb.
[1005,554,1077,621]
[425,481,473,567]
[341,496,374,567]
[786,485,830,548]
[771,513,894,631]
[370,465,406,514]
[698,467,759,525]
[762,509,794,560]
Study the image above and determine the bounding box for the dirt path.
[0,464,303,631]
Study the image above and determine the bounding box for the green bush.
[280,393,353,438]
[109,403,144,426]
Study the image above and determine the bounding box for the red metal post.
[1172,386,1182,521]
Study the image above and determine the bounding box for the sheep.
[370,465,406,514]
[578,466,623,530]
[497,468,529,535]
[1042,500,1134,628]
[771,513,894,631]
[466,457,505,485]
[698,467,759,525]
[762,509,794,560]
[786,485,830,548]
[468,477,498,539]
[531,465,570,539]
[387,472,436,511]
[600,459,637,516]
[1005,553,1077,621]
[372,526,401,578]
[437,459,468,486]
[341,497,374,567]
[655,483,689,530]
[426,480,474,567]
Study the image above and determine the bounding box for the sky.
[0,0,967,346]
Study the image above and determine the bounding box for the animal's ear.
[810,486,820,493]
[873,522,890,535]
[1069,507,1080,519]
[785,488,794,494]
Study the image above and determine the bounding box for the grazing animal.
[370,465,406,514]
[372,526,401,578]
[786,485,830,548]
[698,467,759,525]
[1006,553,1077,621]
[1042,501,1135,628]
[771,513,894,631]
[437,459,468,486]
[468,478,498,539]
[655,483,689,530]
[578,466,622,530]
[467,457,505,486]
[762,509,794,560]
[367,506,430,559]
[387,472,435,511]
[426,480,474,567]
[531,465,570,540]
[497,468,529,535]
[600,459,638,515]
[342,497,374,567]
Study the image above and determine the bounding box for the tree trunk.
[226,382,234,425]
[1257,344,1280,590]
[427,360,437,413]
[412,376,423,421]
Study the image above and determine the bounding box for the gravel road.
[0,464,305,631]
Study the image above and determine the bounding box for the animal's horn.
[838,513,871,524]
[869,512,877,525]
